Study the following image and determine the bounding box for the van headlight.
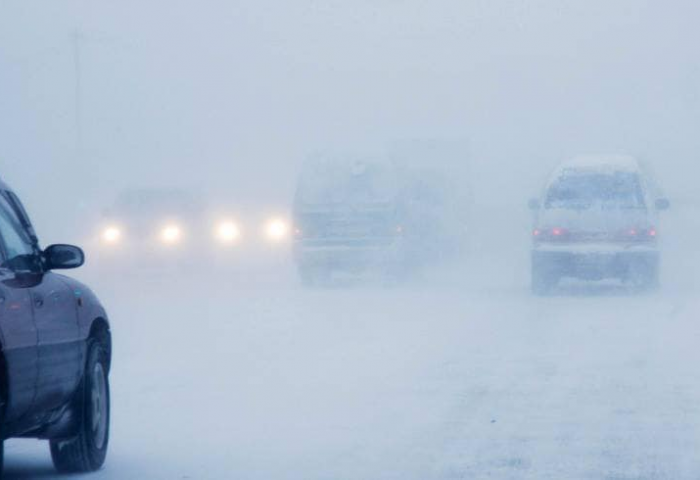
[215,221,241,244]
[160,224,183,245]
[265,218,290,242]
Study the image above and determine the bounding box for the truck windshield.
[545,172,646,210]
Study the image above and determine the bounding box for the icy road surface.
[4,209,700,479]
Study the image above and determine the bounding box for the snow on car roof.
[558,154,640,175]
[544,155,641,192]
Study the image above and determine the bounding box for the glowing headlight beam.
[102,226,122,244]
[265,218,290,242]
[216,221,242,244]
[161,225,183,245]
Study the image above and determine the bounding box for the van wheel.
[50,340,110,473]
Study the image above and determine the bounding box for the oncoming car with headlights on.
[91,189,292,270]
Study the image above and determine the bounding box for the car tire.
[627,258,660,292]
[50,339,110,474]
[532,258,558,296]
[1,399,5,478]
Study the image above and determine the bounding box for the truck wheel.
[50,340,110,473]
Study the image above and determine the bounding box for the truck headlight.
[216,221,241,244]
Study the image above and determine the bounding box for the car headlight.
[101,226,123,245]
[215,221,241,244]
[160,224,183,245]
[265,218,290,242]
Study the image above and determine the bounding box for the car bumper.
[294,240,403,270]
[533,244,659,281]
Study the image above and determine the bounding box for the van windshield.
[545,172,646,210]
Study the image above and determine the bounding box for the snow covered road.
[4,210,700,479]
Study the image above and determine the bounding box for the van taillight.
[533,228,569,241]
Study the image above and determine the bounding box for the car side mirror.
[44,244,85,270]
[655,198,670,211]
[528,198,541,210]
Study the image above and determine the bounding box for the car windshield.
[545,172,645,210]
[112,190,203,217]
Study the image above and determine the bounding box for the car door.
[0,193,83,414]
[30,271,83,413]
[0,197,39,423]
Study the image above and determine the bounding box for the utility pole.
[73,29,83,164]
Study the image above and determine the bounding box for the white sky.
[1,0,699,236]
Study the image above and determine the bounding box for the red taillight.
[533,227,568,241]
[623,227,657,242]
[534,226,658,243]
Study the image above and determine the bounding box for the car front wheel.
[50,339,110,473]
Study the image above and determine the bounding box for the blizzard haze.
[1,1,700,479]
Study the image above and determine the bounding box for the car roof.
[543,155,644,193]
[115,188,198,203]
[557,154,641,175]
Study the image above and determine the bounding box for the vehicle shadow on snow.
[2,464,64,479]
[3,451,92,480]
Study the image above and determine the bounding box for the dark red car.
[0,177,112,477]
